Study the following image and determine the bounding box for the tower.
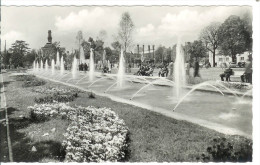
[48,30,52,43]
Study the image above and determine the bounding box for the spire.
[48,30,52,43]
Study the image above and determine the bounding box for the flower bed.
[32,86,81,95]
[33,86,80,103]
[14,74,34,81]
[35,93,78,103]
[199,136,252,162]
[28,102,74,121]
[22,78,46,87]
[28,103,129,162]
[218,81,252,91]
[62,106,129,162]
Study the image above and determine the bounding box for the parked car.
[229,62,238,68]
[238,62,246,68]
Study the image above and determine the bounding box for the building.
[41,30,57,62]
[209,51,250,67]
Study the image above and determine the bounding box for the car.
[229,62,238,68]
[238,62,246,68]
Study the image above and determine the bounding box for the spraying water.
[51,59,55,75]
[60,56,64,75]
[174,41,186,98]
[117,50,125,88]
[80,46,85,64]
[33,61,36,72]
[56,51,60,66]
[45,60,49,72]
[89,48,95,81]
[72,56,78,79]
[40,59,43,70]
[36,61,39,72]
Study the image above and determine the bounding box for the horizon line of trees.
[1,11,252,70]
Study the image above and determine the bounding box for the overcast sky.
[1,6,251,52]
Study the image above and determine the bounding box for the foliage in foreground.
[28,103,130,162]
[199,137,252,162]
[15,75,46,87]
[35,93,78,104]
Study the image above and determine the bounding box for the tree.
[200,22,221,67]
[2,51,11,65]
[155,46,165,64]
[118,12,135,64]
[10,40,30,55]
[241,12,253,53]
[186,40,207,77]
[9,40,30,68]
[111,41,121,52]
[24,49,37,66]
[218,15,249,62]
[81,37,105,63]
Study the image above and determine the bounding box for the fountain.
[72,55,78,79]
[45,60,49,72]
[36,61,39,72]
[174,41,186,98]
[117,50,125,88]
[51,59,55,75]
[80,46,85,64]
[33,60,36,72]
[40,59,44,70]
[60,56,65,75]
[89,48,95,81]
[56,51,60,66]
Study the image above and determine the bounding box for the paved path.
[0,73,13,162]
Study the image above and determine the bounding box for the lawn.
[0,71,252,162]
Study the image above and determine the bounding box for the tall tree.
[186,40,207,77]
[218,15,249,62]
[9,40,30,68]
[155,46,165,63]
[118,12,135,64]
[241,11,253,54]
[200,22,221,67]
[10,40,30,55]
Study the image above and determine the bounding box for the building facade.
[209,51,250,67]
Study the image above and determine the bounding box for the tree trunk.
[232,54,236,63]
[213,49,216,67]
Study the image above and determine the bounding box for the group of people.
[158,65,169,77]
[135,65,154,76]
[78,63,88,72]
[220,61,252,84]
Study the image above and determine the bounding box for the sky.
[1,6,251,52]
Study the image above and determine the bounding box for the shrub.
[22,78,46,87]
[35,93,78,104]
[88,92,95,99]
[62,106,129,162]
[200,136,252,162]
[14,75,35,81]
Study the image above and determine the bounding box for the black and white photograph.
[0,0,259,164]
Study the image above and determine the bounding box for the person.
[220,66,233,81]
[241,59,252,84]
[84,63,88,73]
